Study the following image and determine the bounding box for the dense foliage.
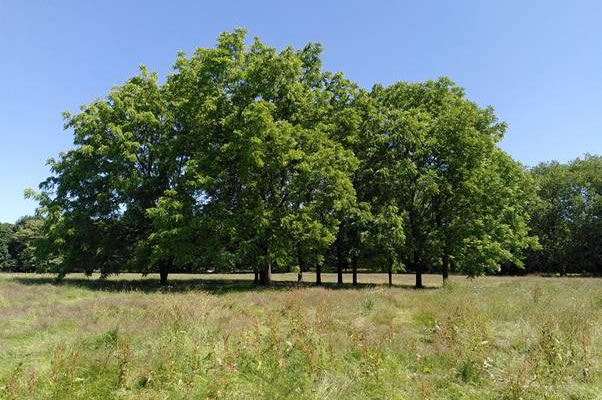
[0,223,12,268]
[0,216,43,272]
[524,155,601,275]
[20,30,598,285]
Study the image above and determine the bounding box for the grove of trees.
[3,30,599,286]
[0,216,44,272]
[525,155,601,276]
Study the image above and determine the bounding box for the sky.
[1,1,601,223]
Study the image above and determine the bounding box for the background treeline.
[523,156,601,275]
[0,216,43,272]
[2,30,600,285]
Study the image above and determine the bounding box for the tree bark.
[258,242,272,286]
[352,253,358,287]
[297,244,304,285]
[442,254,449,286]
[316,264,322,285]
[259,262,272,286]
[388,259,393,287]
[415,267,423,288]
[336,235,344,285]
[159,259,171,286]
[415,260,424,289]
[412,248,424,289]
[267,261,272,283]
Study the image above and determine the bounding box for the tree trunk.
[159,259,171,286]
[267,262,272,283]
[352,253,358,287]
[316,264,322,285]
[337,259,344,285]
[442,254,449,286]
[258,242,272,286]
[254,267,259,285]
[259,262,272,286]
[336,236,344,285]
[297,244,304,286]
[415,261,424,289]
[388,259,393,287]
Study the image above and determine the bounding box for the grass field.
[0,273,600,399]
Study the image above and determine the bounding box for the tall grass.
[0,274,600,399]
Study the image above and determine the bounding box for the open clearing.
[0,273,600,399]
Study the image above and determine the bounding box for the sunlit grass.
[0,273,600,399]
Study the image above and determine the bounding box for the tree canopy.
[0,223,13,269]
[526,154,601,275]
[0,216,44,272]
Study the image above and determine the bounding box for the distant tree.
[527,155,601,275]
[573,155,602,275]
[8,216,44,272]
[0,223,14,270]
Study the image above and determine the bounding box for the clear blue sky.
[1,1,601,223]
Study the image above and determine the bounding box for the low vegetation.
[1,273,600,399]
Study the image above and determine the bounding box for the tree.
[331,88,407,287]
[35,30,357,285]
[36,67,183,283]
[527,155,601,275]
[0,223,14,270]
[572,155,602,275]
[168,30,357,285]
[371,78,537,287]
[8,216,44,272]
[443,149,539,279]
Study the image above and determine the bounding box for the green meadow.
[0,273,600,399]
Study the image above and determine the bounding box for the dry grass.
[0,273,600,399]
